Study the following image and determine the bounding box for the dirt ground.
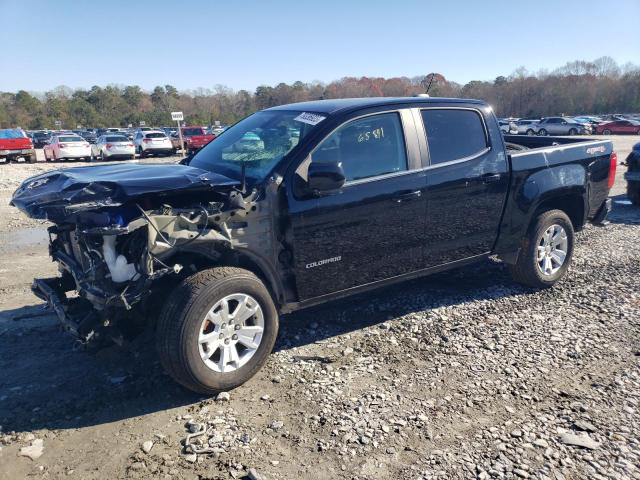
[0,137,638,480]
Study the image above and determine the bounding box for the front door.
[287,110,427,300]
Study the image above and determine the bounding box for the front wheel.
[538,128,548,136]
[156,267,279,394]
[568,128,577,136]
[526,129,535,136]
[602,129,611,135]
[509,209,574,288]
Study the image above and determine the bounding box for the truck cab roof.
[266,97,487,115]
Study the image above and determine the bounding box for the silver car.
[534,117,587,136]
[91,134,135,161]
[515,119,540,135]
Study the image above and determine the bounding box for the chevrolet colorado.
[11,97,616,394]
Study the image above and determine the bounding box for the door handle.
[481,173,501,184]
[394,190,422,202]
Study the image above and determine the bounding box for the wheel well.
[165,250,284,307]
[534,194,585,231]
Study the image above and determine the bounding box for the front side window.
[312,112,407,182]
[421,109,487,164]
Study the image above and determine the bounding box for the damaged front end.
[12,163,265,346]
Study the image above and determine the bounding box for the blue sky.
[1,0,638,93]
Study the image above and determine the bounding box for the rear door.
[287,109,427,300]
[418,107,509,267]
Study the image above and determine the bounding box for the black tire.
[526,129,535,136]
[509,209,574,288]
[156,267,279,395]
[603,129,611,135]
[538,128,548,136]
[627,180,640,206]
[568,128,577,136]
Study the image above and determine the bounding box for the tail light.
[128,143,134,147]
[59,143,67,148]
[608,152,617,190]
[106,143,113,149]
[143,138,151,143]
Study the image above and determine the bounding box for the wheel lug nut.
[234,325,240,330]
[224,339,230,345]
[232,334,238,340]
[219,333,224,339]
[221,323,226,328]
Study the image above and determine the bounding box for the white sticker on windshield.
[294,112,326,126]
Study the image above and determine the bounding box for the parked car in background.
[0,128,36,163]
[515,119,539,135]
[595,120,640,135]
[91,134,135,161]
[32,131,52,148]
[625,141,640,205]
[498,120,518,135]
[211,127,226,136]
[134,130,173,157]
[43,134,91,161]
[534,117,587,136]
[79,130,97,144]
[171,126,216,154]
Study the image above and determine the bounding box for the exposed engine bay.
[11,163,286,346]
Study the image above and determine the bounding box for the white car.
[43,134,92,161]
[91,134,135,161]
[134,130,174,157]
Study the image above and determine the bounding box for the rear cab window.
[420,109,488,165]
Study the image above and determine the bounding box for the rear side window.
[421,109,487,165]
[312,112,407,182]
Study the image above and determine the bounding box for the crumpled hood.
[11,162,239,222]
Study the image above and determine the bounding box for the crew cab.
[171,126,216,154]
[0,129,36,163]
[11,97,615,395]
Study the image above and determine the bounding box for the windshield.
[189,110,323,181]
[183,128,204,136]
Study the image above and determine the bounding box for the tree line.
[1,57,638,130]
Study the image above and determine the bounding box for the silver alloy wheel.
[198,293,264,373]
[537,224,568,276]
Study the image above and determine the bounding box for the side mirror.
[307,161,345,194]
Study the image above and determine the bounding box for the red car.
[595,120,640,135]
[172,127,216,154]
[0,129,36,163]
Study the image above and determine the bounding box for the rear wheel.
[100,151,105,162]
[526,129,535,136]
[509,209,574,288]
[603,129,611,135]
[156,267,279,394]
[627,181,640,206]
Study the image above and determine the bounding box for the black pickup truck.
[11,97,616,394]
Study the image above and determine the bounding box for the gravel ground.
[0,137,638,480]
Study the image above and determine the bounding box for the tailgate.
[0,138,33,150]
